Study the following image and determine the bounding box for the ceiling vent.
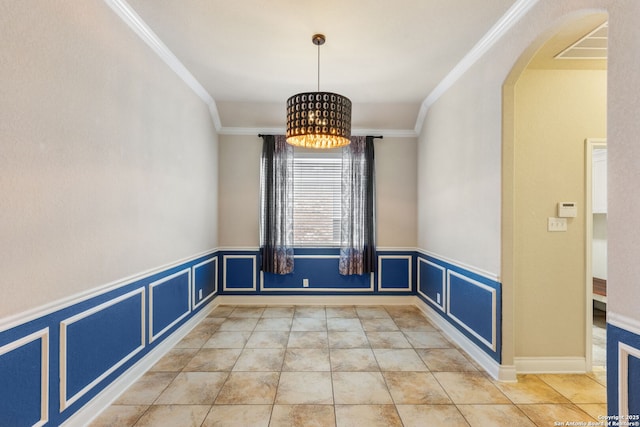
[555,22,608,60]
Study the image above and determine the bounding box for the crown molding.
[103,0,222,131]
[218,127,285,136]
[352,129,418,138]
[414,0,539,135]
[105,0,538,138]
[218,127,417,139]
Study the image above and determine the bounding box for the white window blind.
[293,151,342,246]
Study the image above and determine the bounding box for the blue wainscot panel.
[61,289,145,410]
[415,253,501,362]
[0,250,219,425]
[0,329,48,426]
[261,254,372,292]
[417,258,446,311]
[193,257,218,309]
[223,254,257,292]
[149,269,191,343]
[607,323,640,418]
[447,270,496,352]
[378,255,412,292]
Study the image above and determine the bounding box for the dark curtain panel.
[259,135,294,274]
[339,136,376,275]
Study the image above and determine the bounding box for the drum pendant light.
[286,34,352,149]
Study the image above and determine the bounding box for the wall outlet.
[548,217,568,232]
[303,278,309,287]
[199,289,203,300]
[437,292,441,304]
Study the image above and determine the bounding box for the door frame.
[584,137,607,371]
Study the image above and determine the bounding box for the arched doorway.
[502,11,608,374]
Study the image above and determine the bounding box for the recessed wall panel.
[149,269,191,342]
[417,258,445,311]
[261,255,373,291]
[0,329,48,427]
[223,255,257,291]
[447,271,496,350]
[378,256,412,291]
[61,289,144,409]
[193,257,218,309]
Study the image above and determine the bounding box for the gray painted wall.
[417,0,640,365]
[1,2,219,318]
[218,135,417,249]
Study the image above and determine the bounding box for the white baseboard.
[413,297,516,382]
[217,295,416,306]
[514,357,586,374]
[62,300,218,427]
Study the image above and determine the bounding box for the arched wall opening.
[502,11,608,373]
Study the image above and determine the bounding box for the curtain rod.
[258,134,383,139]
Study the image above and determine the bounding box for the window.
[292,149,342,246]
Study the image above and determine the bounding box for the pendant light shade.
[286,34,352,149]
[286,91,351,149]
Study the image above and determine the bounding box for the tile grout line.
[98,304,607,426]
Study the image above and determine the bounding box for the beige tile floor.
[90,305,608,427]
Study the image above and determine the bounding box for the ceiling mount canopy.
[286,34,352,149]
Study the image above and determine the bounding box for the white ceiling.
[113,0,597,135]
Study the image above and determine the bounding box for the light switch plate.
[548,217,567,232]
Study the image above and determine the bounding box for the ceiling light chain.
[315,33,322,92]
